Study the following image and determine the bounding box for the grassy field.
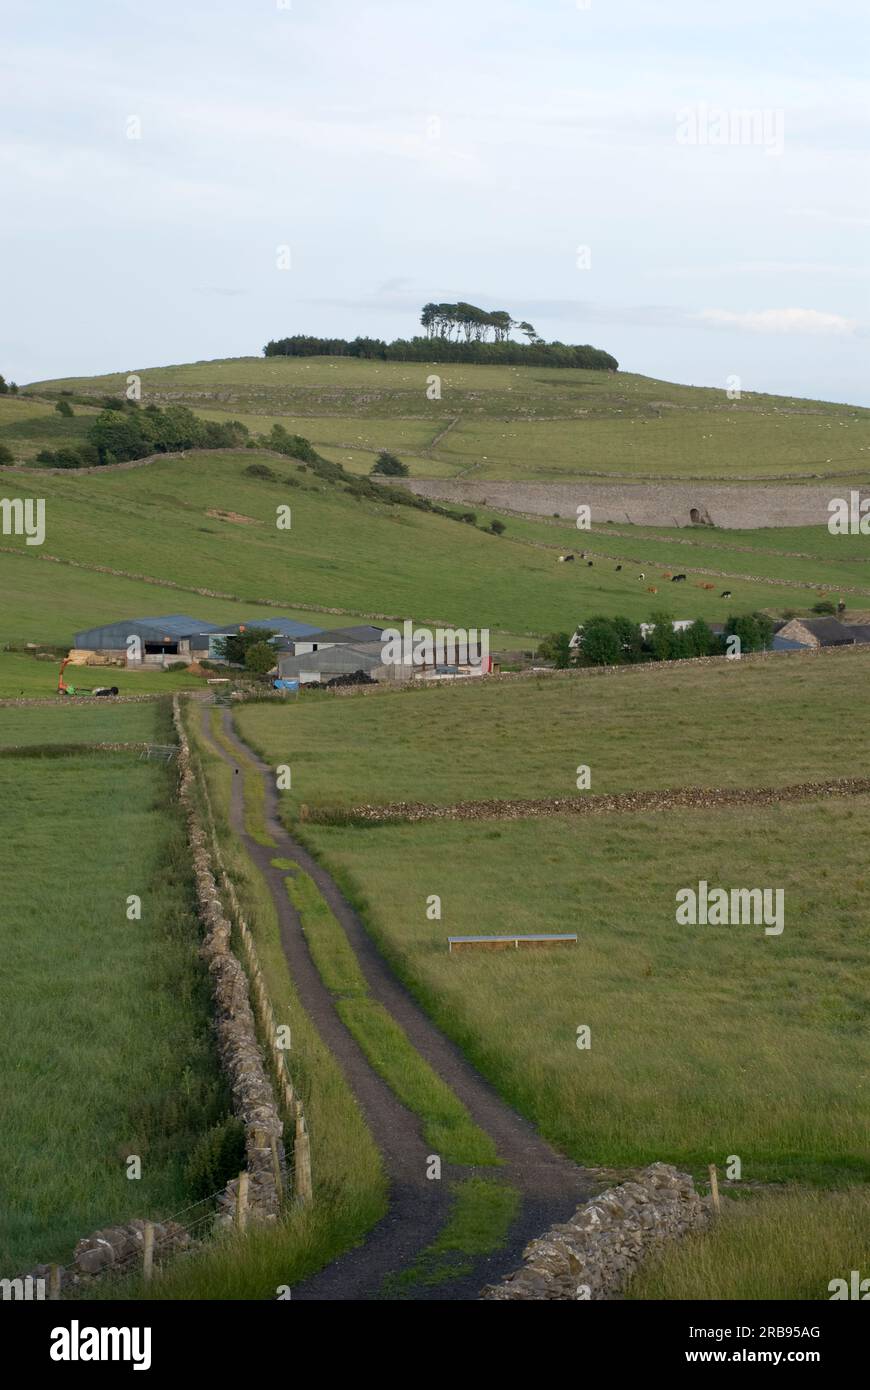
[235,647,870,812]
[232,657,870,1191]
[0,702,229,1272]
[0,699,166,747]
[3,451,869,667]
[25,355,870,484]
[294,798,869,1187]
[626,1187,870,1301]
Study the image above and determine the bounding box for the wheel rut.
[200,705,595,1300]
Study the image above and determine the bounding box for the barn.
[70,615,225,667]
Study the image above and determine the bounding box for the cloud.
[695,307,857,335]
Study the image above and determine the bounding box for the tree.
[213,628,278,666]
[0,444,14,464]
[812,600,836,615]
[725,614,762,653]
[684,617,716,657]
[536,632,573,668]
[488,518,506,535]
[645,611,677,661]
[577,617,622,666]
[371,450,409,477]
[245,641,278,674]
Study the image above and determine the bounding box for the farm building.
[286,624,386,657]
[276,642,410,684]
[774,617,870,650]
[70,614,225,667]
[70,613,324,667]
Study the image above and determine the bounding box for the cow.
[638,573,645,580]
[720,590,732,598]
[671,574,687,583]
[703,583,716,590]
[587,560,594,567]
[647,586,658,594]
[615,564,622,572]
[558,553,575,563]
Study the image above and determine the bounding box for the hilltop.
[16,355,870,485]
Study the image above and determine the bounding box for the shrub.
[0,444,14,465]
[245,641,279,674]
[244,462,277,481]
[55,399,74,417]
[812,600,836,615]
[184,1116,246,1201]
[371,450,409,477]
[488,519,506,535]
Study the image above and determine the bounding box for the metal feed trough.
[448,933,578,953]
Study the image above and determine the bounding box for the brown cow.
[647,585,658,594]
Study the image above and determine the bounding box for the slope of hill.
[3,450,870,673]
[23,356,870,484]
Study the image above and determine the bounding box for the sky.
[1,0,868,403]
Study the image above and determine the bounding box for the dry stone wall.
[403,480,846,529]
[481,1163,709,1300]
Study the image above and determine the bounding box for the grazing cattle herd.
[555,553,738,606]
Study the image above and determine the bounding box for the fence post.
[708,1163,720,1216]
[48,1264,61,1301]
[143,1222,154,1283]
[236,1171,250,1232]
[294,1105,313,1206]
[270,1133,284,1202]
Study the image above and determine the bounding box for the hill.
[21,355,870,485]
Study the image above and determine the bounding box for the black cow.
[720,589,732,598]
[615,564,622,572]
[671,574,687,583]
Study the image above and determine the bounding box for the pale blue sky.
[1,0,868,402]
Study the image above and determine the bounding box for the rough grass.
[27,356,870,483]
[235,647,870,812]
[0,744,228,1271]
[296,798,870,1187]
[626,1187,870,1300]
[283,868,498,1166]
[0,698,165,748]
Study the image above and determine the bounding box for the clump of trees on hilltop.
[264,303,618,370]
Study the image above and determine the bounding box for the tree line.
[539,612,776,667]
[263,321,618,371]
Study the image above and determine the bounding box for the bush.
[812,600,836,615]
[164,660,189,672]
[184,1116,246,1201]
[245,641,279,674]
[55,399,74,417]
[488,519,506,535]
[244,462,277,481]
[371,450,409,477]
[0,444,14,465]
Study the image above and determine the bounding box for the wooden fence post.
[708,1163,720,1216]
[48,1264,61,1301]
[143,1222,154,1283]
[294,1106,313,1206]
[236,1171,249,1232]
[270,1134,284,1202]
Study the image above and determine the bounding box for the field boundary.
[307,774,870,826]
